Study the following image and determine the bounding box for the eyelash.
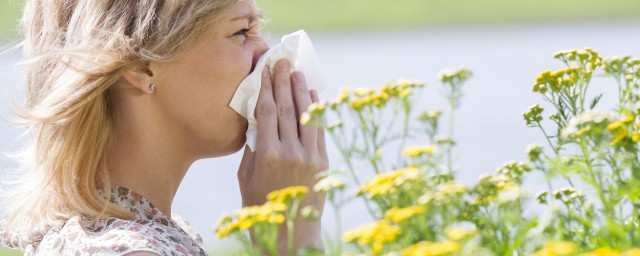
[234,28,251,37]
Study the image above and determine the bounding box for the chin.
[206,115,248,157]
[206,131,247,158]
[228,134,247,153]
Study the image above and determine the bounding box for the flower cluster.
[342,220,402,256]
[400,241,461,256]
[418,181,467,205]
[384,205,426,223]
[313,176,346,193]
[525,143,544,162]
[496,161,531,183]
[523,104,544,126]
[340,80,425,111]
[561,110,616,139]
[217,49,640,256]
[437,67,473,84]
[553,47,602,72]
[215,202,286,239]
[532,241,578,256]
[215,187,310,255]
[356,167,420,198]
[266,186,309,204]
[532,67,583,94]
[401,145,437,157]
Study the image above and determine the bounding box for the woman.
[0,0,328,255]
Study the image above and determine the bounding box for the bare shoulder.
[123,251,161,256]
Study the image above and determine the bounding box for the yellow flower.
[607,116,634,130]
[384,205,426,223]
[214,214,237,238]
[574,126,591,136]
[336,87,350,103]
[349,98,366,110]
[267,186,309,204]
[399,88,412,99]
[611,130,628,145]
[532,241,578,256]
[215,222,238,238]
[401,241,461,256]
[357,167,420,197]
[343,220,402,256]
[632,132,640,142]
[354,88,375,97]
[313,176,346,193]
[306,101,328,114]
[371,93,390,107]
[254,202,287,222]
[402,145,437,157]
[215,201,287,238]
[470,195,494,205]
[300,101,327,125]
[300,112,313,125]
[499,181,518,190]
[579,248,620,256]
[439,181,468,195]
[623,248,640,256]
[445,226,477,241]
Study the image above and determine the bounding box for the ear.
[122,64,155,94]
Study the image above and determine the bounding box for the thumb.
[237,145,255,186]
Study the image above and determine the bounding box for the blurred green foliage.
[256,0,640,32]
[0,247,22,256]
[0,0,22,40]
[0,0,639,39]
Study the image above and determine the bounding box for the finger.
[292,71,317,150]
[310,89,328,160]
[237,145,255,207]
[256,67,278,147]
[273,59,298,143]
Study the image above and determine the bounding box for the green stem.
[332,200,343,255]
[447,97,455,175]
[536,122,558,154]
[396,100,411,164]
[287,199,303,256]
[327,129,378,218]
[578,140,613,221]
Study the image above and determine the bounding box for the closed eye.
[233,28,250,37]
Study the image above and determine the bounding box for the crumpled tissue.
[229,30,327,151]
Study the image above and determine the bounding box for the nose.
[251,39,269,72]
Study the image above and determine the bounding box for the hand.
[237,59,329,251]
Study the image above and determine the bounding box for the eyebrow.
[229,11,264,23]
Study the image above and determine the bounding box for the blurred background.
[1,0,639,255]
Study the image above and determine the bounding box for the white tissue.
[229,30,327,151]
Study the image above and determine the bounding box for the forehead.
[221,0,262,23]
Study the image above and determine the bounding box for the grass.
[0,247,22,256]
[0,0,639,39]
[255,0,640,32]
[0,0,22,40]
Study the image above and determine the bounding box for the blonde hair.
[2,0,237,248]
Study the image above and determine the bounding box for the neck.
[108,106,195,219]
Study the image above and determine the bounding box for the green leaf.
[590,94,603,109]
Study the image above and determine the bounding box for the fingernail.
[293,72,305,82]
[277,59,289,71]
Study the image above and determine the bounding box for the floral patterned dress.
[1,187,208,256]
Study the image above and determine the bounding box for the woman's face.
[151,0,267,158]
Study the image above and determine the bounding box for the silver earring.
[148,84,156,92]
